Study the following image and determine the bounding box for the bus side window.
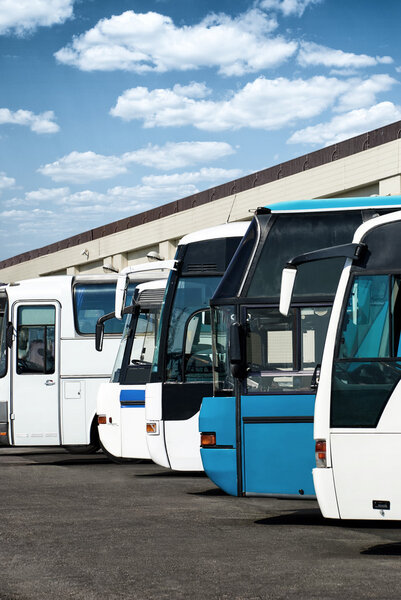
[16,306,55,375]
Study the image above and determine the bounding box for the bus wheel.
[99,440,138,464]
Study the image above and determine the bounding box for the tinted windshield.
[163,276,220,382]
[111,306,161,384]
[246,212,362,299]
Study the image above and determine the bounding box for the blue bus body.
[199,196,401,497]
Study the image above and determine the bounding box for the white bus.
[0,274,148,451]
[280,209,401,519]
[145,222,249,471]
[97,279,167,462]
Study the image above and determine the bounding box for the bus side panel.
[331,433,401,520]
[97,382,122,457]
[199,396,238,495]
[241,394,315,496]
[312,468,340,518]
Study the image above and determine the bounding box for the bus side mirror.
[230,322,247,379]
[95,321,105,352]
[311,364,321,391]
[279,267,298,316]
[6,322,13,348]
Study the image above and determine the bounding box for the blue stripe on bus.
[120,389,145,407]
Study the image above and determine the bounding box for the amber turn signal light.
[201,432,216,447]
[98,415,107,425]
[146,422,159,435]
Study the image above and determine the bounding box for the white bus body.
[312,210,401,519]
[97,279,167,461]
[0,274,150,450]
[146,222,249,471]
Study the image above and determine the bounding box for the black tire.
[99,440,137,464]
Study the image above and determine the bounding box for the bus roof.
[178,222,249,246]
[266,196,401,213]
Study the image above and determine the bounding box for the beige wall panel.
[2,139,401,282]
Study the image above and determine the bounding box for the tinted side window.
[74,283,136,335]
[17,305,55,374]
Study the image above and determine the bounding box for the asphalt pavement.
[0,448,400,600]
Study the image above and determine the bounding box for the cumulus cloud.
[55,8,297,75]
[0,0,74,36]
[38,151,128,183]
[38,142,236,183]
[335,74,397,112]
[25,187,70,202]
[0,172,15,191]
[287,101,401,146]
[259,0,321,17]
[298,42,393,69]
[111,74,396,132]
[0,108,59,134]
[123,141,235,170]
[142,167,242,187]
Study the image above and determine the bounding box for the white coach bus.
[96,279,167,462]
[280,209,401,520]
[0,274,147,451]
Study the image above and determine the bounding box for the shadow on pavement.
[361,542,401,556]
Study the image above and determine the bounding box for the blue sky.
[0,0,400,261]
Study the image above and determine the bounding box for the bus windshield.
[111,306,160,384]
[246,212,362,299]
[332,273,401,428]
[163,276,220,382]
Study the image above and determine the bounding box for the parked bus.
[282,209,401,519]
[0,274,150,451]
[199,197,401,497]
[97,279,167,462]
[146,222,249,471]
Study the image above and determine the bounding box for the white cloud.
[0,108,59,134]
[142,167,242,187]
[38,141,237,184]
[0,172,15,190]
[335,74,397,112]
[111,74,395,132]
[298,42,393,69]
[123,141,235,170]
[55,8,297,75]
[259,0,321,17]
[38,151,128,183]
[287,102,401,146]
[0,0,74,35]
[25,187,70,202]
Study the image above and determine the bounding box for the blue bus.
[199,197,401,497]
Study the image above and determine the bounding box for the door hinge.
[10,413,15,420]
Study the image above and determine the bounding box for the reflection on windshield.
[165,276,220,382]
[332,274,401,427]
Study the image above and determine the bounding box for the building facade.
[1,121,401,282]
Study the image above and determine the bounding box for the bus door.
[328,273,401,519]
[239,305,329,496]
[12,302,60,445]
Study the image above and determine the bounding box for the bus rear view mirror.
[6,322,13,348]
[229,322,246,379]
[279,267,298,316]
[95,321,104,352]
